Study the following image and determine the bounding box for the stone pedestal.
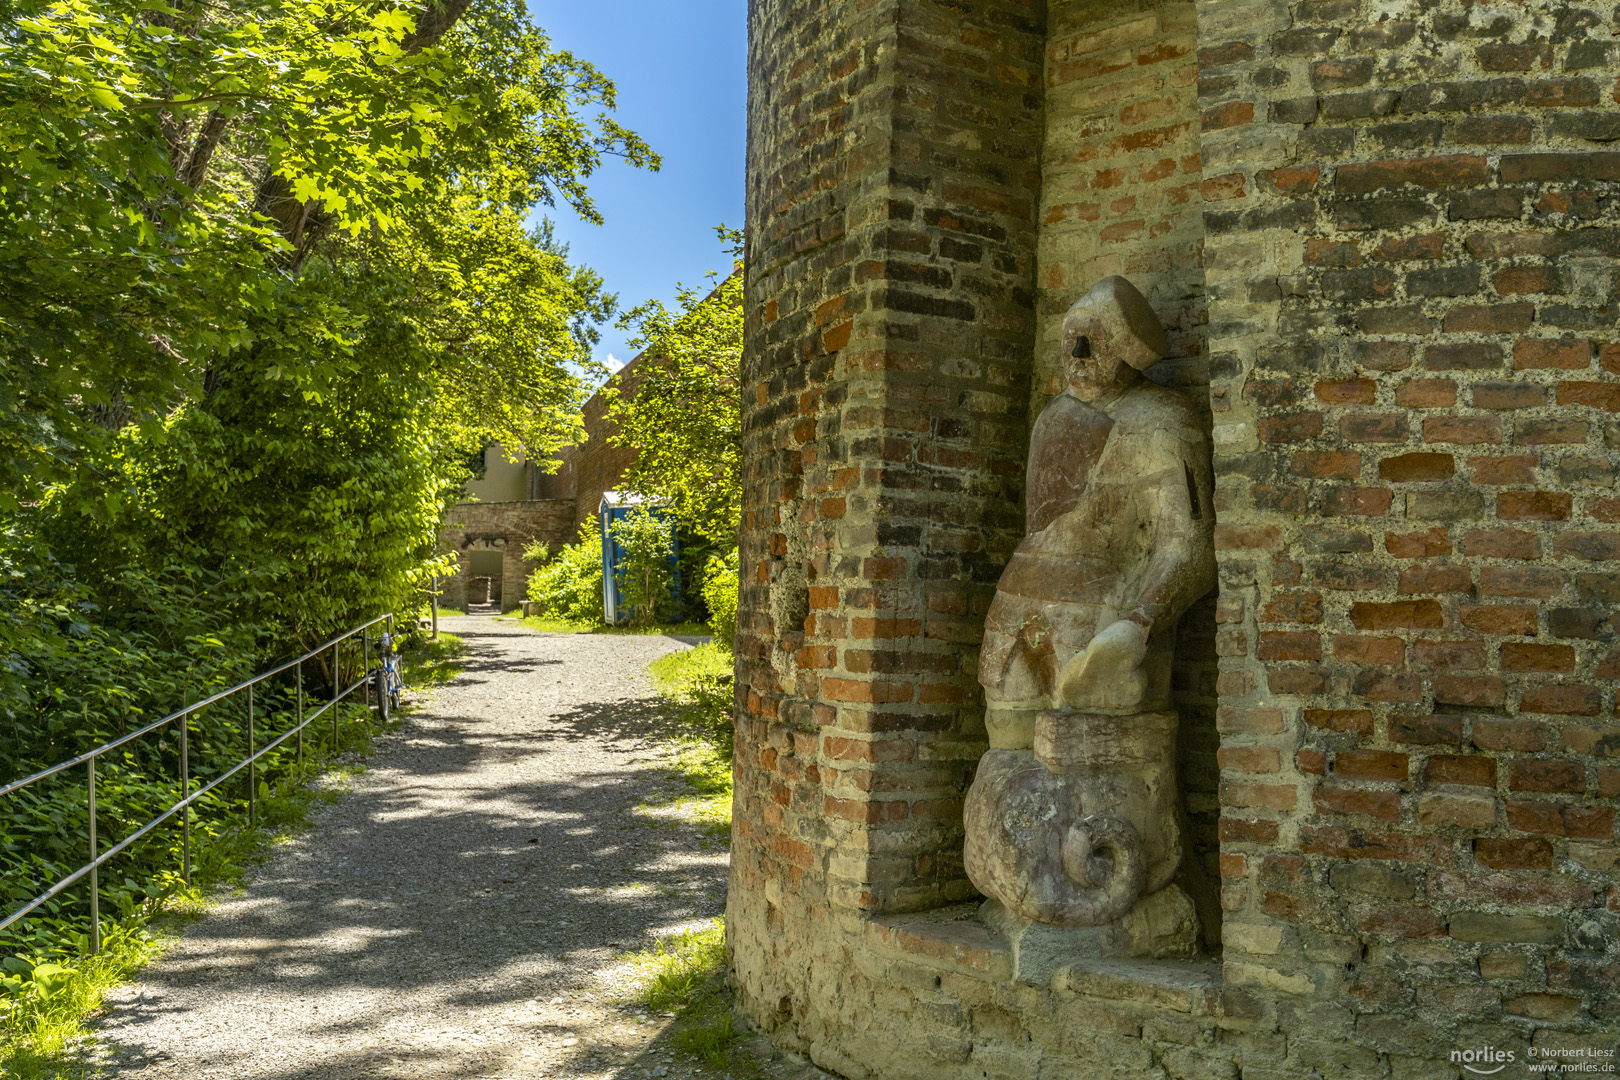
[964,709,1198,961]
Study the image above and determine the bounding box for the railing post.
[363,630,371,718]
[296,659,304,768]
[180,701,190,886]
[431,577,439,640]
[247,682,256,830]
[332,640,340,752]
[87,758,99,955]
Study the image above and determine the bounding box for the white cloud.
[604,352,626,373]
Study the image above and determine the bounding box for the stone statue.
[964,276,1215,969]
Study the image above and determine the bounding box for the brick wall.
[730,0,1045,1043]
[439,500,575,611]
[733,0,1620,1071]
[1199,0,1619,1043]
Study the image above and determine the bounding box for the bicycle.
[371,632,403,720]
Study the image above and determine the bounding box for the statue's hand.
[1057,619,1148,711]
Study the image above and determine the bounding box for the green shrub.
[611,508,674,628]
[700,548,738,647]
[525,525,604,623]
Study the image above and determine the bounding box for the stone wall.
[1198,0,1620,1045]
[733,0,1619,1075]
[439,500,576,611]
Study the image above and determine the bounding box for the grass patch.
[627,922,748,1073]
[431,606,467,618]
[399,631,465,686]
[508,615,713,638]
[639,642,734,841]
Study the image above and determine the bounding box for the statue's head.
[1060,276,1168,403]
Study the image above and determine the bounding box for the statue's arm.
[1121,428,1216,638]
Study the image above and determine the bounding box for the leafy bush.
[525,525,604,623]
[612,509,675,628]
[648,642,735,756]
[700,548,739,647]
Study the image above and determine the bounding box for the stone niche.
[731,0,1620,1076]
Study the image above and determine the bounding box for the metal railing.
[0,613,397,953]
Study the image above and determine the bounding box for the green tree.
[604,230,742,545]
[612,509,675,629]
[0,0,656,504]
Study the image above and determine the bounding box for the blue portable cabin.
[598,491,680,624]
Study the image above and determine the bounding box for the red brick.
[1262,592,1323,624]
[1435,674,1507,707]
[1341,413,1410,442]
[1293,451,1362,478]
[1474,719,1547,752]
[1396,379,1457,408]
[1270,668,1329,694]
[1473,382,1546,410]
[1387,527,1451,558]
[1316,377,1377,404]
[1259,164,1319,194]
[824,796,910,824]
[1474,837,1553,870]
[1557,381,1620,411]
[1588,498,1620,523]
[1336,750,1410,781]
[1443,303,1536,334]
[1398,564,1472,594]
[1469,455,1538,485]
[1323,486,1393,516]
[1500,642,1575,673]
[1460,605,1538,636]
[1306,709,1375,735]
[1201,171,1247,201]
[1334,635,1405,665]
[1514,338,1590,369]
[1480,566,1567,598]
[1390,713,1465,745]
[1495,266,1562,296]
[1498,491,1572,521]
[1221,781,1298,810]
[1219,746,1282,773]
[1379,452,1454,481]
[1423,416,1502,445]
[1299,826,1449,863]
[1335,155,1488,193]
[1521,684,1602,716]
[1201,100,1255,131]
[1372,233,1445,261]
[1316,786,1402,821]
[1510,760,1586,793]
[1218,707,1286,734]
[1553,531,1620,561]
[1412,640,1487,669]
[1351,599,1444,630]
[1461,528,1540,559]
[1216,525,1284,551]
[1259,412,1325,442]
[1507,801,1614,838]
[1515,417,1588,444]
[1426,755,1497,787]
[1353,670,1424,702]
[820,677,915,703]
[1220,816,1281,844]
[1258,631,1322,661]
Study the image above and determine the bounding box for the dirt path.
[92,616,819,1080]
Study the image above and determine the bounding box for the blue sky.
[528,1,746,374]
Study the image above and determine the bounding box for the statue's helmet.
[1064,276,1168,373]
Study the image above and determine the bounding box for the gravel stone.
[92,616,828,1080]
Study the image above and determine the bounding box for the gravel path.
[93,616,814,1080]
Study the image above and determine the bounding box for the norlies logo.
[1453,1046,1517,1075]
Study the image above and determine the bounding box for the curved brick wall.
[731,0,1619,1074]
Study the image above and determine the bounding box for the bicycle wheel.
[374,667,390,721]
